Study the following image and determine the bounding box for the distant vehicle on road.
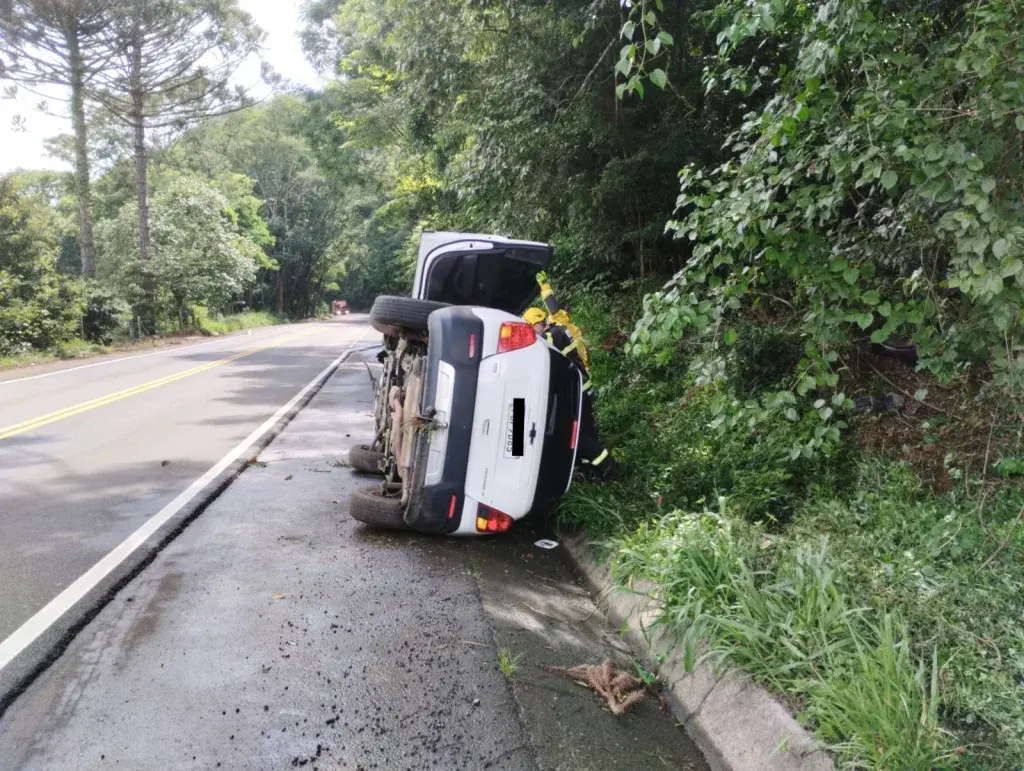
[348,232,582,535]
[332,300,350,315]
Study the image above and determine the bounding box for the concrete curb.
[561,532,834,771]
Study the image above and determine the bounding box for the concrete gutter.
[562,532,834,771]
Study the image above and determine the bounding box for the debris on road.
[533,539,558,550]
[545,659,648,715]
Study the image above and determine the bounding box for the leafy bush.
[97,173,266,320]
[632,0,1024,411]
[53,339,108,359]
[81,283,130,345]
[193,306,284,335]
[558,288,1024,766]
[0,178,84,355]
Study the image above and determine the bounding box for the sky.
[0,0,324,174]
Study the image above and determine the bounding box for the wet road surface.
[0,347,708,770]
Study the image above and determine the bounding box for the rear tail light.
[475,504,514,533]
[569,419,579,450]
[497,322,536,354]
[468,333,476,359]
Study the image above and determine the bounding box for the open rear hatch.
[413,233,553,314]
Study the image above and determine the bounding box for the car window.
[425,248,547,313]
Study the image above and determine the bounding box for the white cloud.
[0,0,323,174]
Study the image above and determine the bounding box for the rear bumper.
[405,307,482,535]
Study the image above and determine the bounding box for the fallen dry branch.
[544,658,648,715]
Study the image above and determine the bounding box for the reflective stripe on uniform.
[591,449,609,466]
[561,339,578,356]
[545,333,554,345]
[581,379,592,392]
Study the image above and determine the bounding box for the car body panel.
[462,337,550,517]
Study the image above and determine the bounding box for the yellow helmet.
[522,307,546,325]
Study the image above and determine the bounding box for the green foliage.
[192,307,284,335]
[97,173,264,321]
[561,288,1024,765]
[788,465,1024,766]
[559,291,845,526]
[52,338,108,359]
[632,0,1024,408]
[603,473,1024,767]
[167,96,353,318]
[80,282,130,344]
[301,0,731,287]
[0,176,84,355]
[616,0,675,100]
[496,648,522,679]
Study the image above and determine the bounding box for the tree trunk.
[129,14,155,334]
[67,23,95,278]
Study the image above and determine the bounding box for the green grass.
[555,288,1024,769]
[0,349,58,371]
[193,307,285,335]
[53,339,109,359]
[0,339,109,371]
[497,648,522,679]
[1,307,285,372]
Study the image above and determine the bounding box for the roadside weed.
[556,292,1024,767]
[497,648,522,679]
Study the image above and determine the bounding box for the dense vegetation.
[4,0,1024,766]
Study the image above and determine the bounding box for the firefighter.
[523,277,617,480]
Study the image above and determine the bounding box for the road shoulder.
[563,533,835,771]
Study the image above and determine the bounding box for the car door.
[412,232,553,314]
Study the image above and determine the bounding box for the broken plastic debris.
[534,539,559,550]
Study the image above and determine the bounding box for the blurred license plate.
[503,399,525,458]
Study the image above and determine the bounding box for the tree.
[0,175,84,354]
[166,96,349,316]
[97,171,267,325]
[0,0,118,278]
[87,0,264,332]
[9,168,80,273]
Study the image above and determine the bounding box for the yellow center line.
[0,329,314,441]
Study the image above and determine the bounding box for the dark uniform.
[537,320,616,480]
[527,271,616,479]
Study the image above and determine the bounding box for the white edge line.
[0,339,362,672]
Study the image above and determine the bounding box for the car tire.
[369,295,449,335]
[348,444,385,475]
[349,486,407,529]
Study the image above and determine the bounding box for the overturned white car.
[348,232,583,535]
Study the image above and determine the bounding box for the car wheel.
[349,486,407,529]
[348,444,385,475]
[369,295,449,336]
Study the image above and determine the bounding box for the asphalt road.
[0,351,708,770]
[0,319,373,649]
